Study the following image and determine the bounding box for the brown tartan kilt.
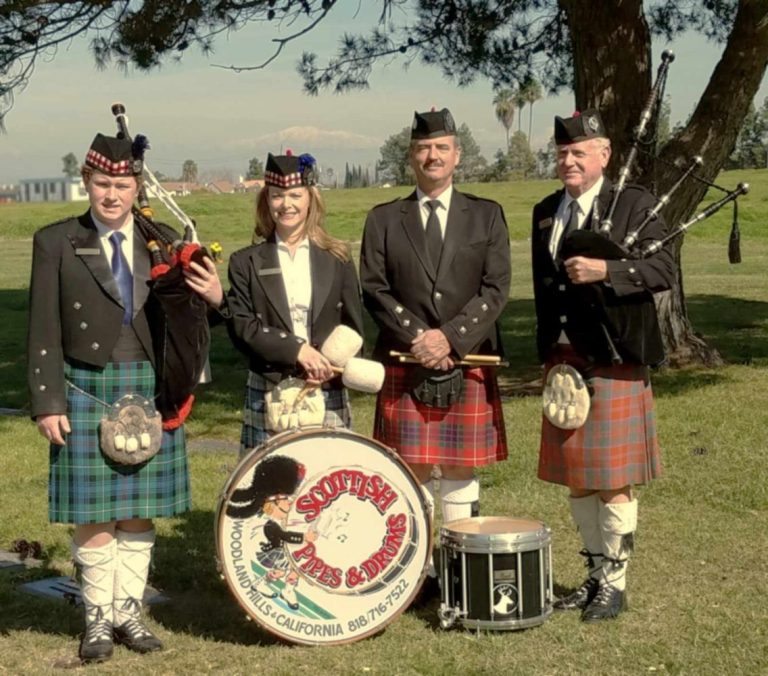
[538,347,662,490]
[373,364,507,467]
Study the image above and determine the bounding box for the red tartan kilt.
[538,348,662,490]
[374,364,507,467]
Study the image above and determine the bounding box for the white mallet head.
[341,357,385,393]
[321,325,364,367]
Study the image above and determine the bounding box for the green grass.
[0,173,767,674]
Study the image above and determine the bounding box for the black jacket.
[26,212,179,417]
[531,179,676,366]
[226,237,364,384]
[360,189,511,361]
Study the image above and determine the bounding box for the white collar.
[275,232,310,251]
[91,211,134,240]
[416,184,454,210]
[563,176,604,215]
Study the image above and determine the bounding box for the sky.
[1,2,767,185]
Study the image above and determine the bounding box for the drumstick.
[389,351,506,366]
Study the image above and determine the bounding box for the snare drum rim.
[440,517,551,554]
[214,426,434,646]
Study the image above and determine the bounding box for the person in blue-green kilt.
[27,132,223,663]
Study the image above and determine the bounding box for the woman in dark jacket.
[226,151,364,455]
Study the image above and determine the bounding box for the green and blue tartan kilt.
[240,370,351,457]
[49,361,190,525]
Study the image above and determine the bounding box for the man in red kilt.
[531,110,676,621]
[360,107,510,591]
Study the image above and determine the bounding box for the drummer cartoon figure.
[226,455,317,610]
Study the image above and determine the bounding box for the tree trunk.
[561,0,768,365]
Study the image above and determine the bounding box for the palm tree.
[523,79,543,150]
[514,88,527,133]
[493,88,516,150]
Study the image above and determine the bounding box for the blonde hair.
[254,185,350,262]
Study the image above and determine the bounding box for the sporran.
[264,377,326,432]
[99,393,163,465]
[412,367,464,408]
[542,363,591,430]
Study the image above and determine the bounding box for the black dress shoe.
[553,577,599,611]
[581,584,626,622]
[114,617,164,653]
[79,618,114,663]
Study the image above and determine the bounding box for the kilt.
[538,347,662,490]
[374,364,507,467]
[240,370,351,456]
[49,361,190,525]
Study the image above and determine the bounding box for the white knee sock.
[599,499,638,592]
[114,529,155,626]
[72,539,116,627]
[440,478,479,524]
[568,494,603,579]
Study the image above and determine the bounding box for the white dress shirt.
[548,176,605,260]
[416,184,454,240]
[276,234,312,341]
[92,211,135,273]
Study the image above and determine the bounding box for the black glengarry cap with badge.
[264,150,318,188]
[85,133,148,176]
[411,107,457,140]
[554,109,606,145]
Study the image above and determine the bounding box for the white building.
[19,177,88,203]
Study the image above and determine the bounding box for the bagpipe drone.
[111,103,212,430]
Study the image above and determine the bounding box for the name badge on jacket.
[258,267,282,277]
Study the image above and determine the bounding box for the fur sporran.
[542,363,591,429]
[99,394,163,465]
[265,377,326,432]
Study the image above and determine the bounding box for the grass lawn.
[0,172,766,674]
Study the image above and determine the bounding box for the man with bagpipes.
[530,108,676,622]
[27,128,223,662]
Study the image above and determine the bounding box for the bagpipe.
[559,50,749,364]
[111,103,212,430]
[564,49,748,263]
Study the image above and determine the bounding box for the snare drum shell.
[440,517,553,631]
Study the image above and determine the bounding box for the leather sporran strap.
[99,394,163,465]
[542,363,591,429]
[412,367,464,408]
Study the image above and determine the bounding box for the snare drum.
[438,516,553,631]
[215,427,431,645]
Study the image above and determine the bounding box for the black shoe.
[79,618,114,663]
[114,617,164,653]
[410,574,441,609]
[553,577,599,611]
[581,584,626,622]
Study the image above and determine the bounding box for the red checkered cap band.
[85,149,133,176]
[264,170,304,188]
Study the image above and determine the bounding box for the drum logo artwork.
[216,430,431,646]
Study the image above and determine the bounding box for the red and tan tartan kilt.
[374,364,507,467]
[538,347,662,490]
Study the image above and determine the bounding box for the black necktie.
[109,231,133,325]
[425,199,443,269]
[563,200,580,239]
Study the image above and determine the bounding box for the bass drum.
[215,427,431,645]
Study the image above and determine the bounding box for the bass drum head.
[215,427,431,645]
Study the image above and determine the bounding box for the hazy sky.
[2,2,766,185]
